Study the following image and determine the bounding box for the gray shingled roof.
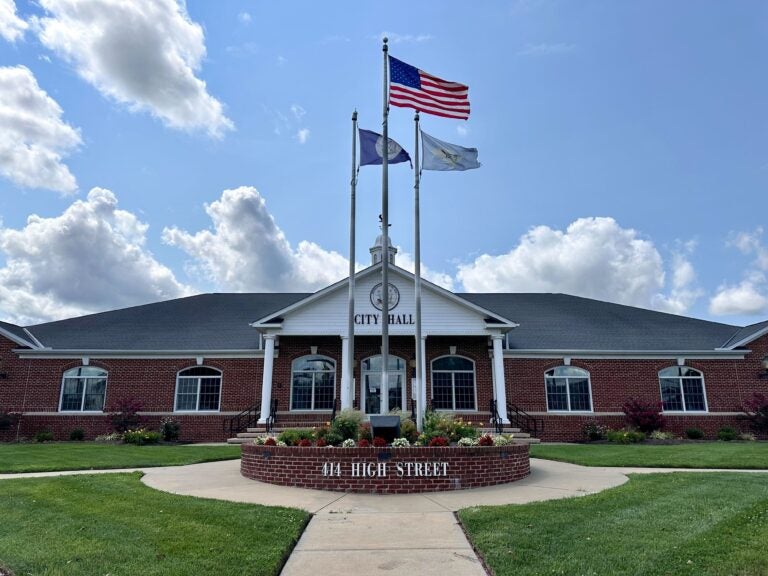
[720,319,768,349]
[0,320,34,347]
[27,293,308,350]
[459,293,741,351]
[13,291,756,352]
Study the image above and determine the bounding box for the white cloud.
[237,11,251,25]
[377,31,433,44]
[517,42,576,56]
[0,188,191,325]
[395,250,455,291]
[0,65,81,194]
[651,242,703,314]
[457,217,695,313]
[709,228,768,316]
[296,128,310,144]
[162,186,349,292]
[456,125,468,137]
[34,0,233,138]
[290,104,306,121]
[0,0,26,42]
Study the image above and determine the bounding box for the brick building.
[1,239,767,442]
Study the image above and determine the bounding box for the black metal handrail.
[265,398,278,433]
[330,398,338,423]
[489,399,503,434]
[506,402,544,437]
[410,398,416,421]
[224,402,260,436]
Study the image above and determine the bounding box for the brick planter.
[240,443,530,494]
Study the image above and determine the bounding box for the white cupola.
[370,233,397,265]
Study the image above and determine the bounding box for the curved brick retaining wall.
[241,443,530,493]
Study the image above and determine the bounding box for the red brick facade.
[2,331,767,442]
[240,443,530,493]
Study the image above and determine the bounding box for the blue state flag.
[359,128,411,167]
[421,131,481,171]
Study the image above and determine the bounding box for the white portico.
[250,239,517,425]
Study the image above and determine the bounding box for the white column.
[259,334,276,423]
[340,336,351,409]
[491,334,509,423]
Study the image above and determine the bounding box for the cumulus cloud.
[296,128,310,144]
[0,65,81,193]
[709,228,768,316]
[457,217,696,312]
[163,186,350,292]
[0,188,192,325]
[0,0,26,42]
[396,250,455,291]
[651,241,703,314]
[33,0,233,138]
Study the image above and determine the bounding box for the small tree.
[109,397,144,433]
[622,398,666,433]
[742,392,768,435]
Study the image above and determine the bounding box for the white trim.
[249,264,519,330]
[0,326,38,349]
[503,349,747,360]
[722,324,768,350]
[16,349,266,359]
[173,366,222,413]
[23,328,45,348]
[431,354,478,412]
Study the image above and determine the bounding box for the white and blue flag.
[421,131,481,171]
[359,128,411,167]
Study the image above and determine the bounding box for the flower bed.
[240,443,530,494]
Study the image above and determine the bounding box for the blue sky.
[0,0,766,326]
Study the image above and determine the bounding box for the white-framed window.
[545,366,593,412]
[174,367,222,412]
[291,355,336,411]
[659,366,708,412]
[60,366,108,412]
[431,355,476,411]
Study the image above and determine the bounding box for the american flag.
[388,56,470,120]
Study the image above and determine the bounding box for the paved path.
[4,459,767,576]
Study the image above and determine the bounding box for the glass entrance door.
[361,356,406,415]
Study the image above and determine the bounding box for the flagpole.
[380,37,390,415]
[413,111,424,432]
[345,110,358,412]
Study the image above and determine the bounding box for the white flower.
[341,438,356,447]
[458,437,477,447]
[391,437,410,447]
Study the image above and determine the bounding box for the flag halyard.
[388,56,470,120]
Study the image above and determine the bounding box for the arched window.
[431,356,476,411]
[60,366,108,412]
[659,366,707,412]
[545,366,592,412]
[291,355,336,411]
[175,367,222,412]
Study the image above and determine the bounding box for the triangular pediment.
[251,264,516,336]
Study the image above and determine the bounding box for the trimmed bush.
[278,429,314,446]
[69,428,85,441]
[718,427,737,442]
[123,428,161,445]
[607,429,646,444]
[34,429,54,443]
[685,427,705,440]
[622,398,666,433]
[330,409,364,441]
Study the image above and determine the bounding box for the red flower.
[298,438,312,447]
[428,436,449,447]
[477,434,494,446]
[316,438,327,447]
[357,438,370,447]
[372,436,388,447]
[264,437,276,446]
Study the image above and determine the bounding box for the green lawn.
[530,442,768,469]
[460,473,768,576]
[0,473,308,576]
[0,442,241,473]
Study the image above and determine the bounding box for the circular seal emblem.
[370,282,400,311]
[375,136,403,161]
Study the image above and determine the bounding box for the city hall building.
[1,237,767,442]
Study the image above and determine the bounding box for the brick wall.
[240,443,530,493]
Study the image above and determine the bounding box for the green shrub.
[34,429,54,443]
[324,430,344,446]
[123,428,161,445]
[606,429,646,444]
[582,420,608,441]
[718,427,737,442]
[649,430,676,440]
[422,411,477,443]
[69,428,85,441]
[312,426,329,440]
[277,429,314,446]
[159,417,181,442]
[330,409,364,441]
[685,427,705,440]
[399,419,419,443]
